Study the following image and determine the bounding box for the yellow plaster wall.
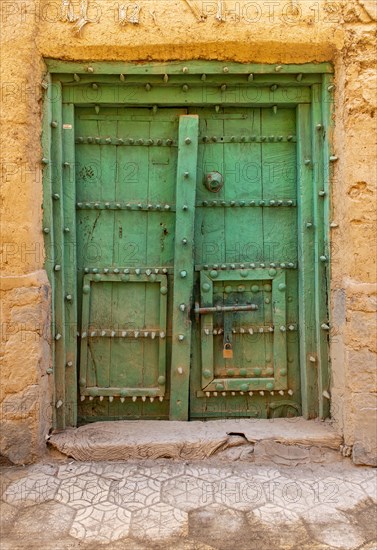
[0,0,376,464]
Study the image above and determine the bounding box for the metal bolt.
[41,158,49,165]
[178,335,185,341]
[55,333,62,340]
[275,65,282,72]
[223,66,229,73]
[54,265,61,271]
[248,73,254,81]
[51,121,58,128]
[330,222,339,228]
[304,159,311,166]
[185,137,192,145]
[320,255,328,262]
[321,323,330,330]
[306,222,313,228]
[201,74,207,81]
[270,84,278,91]
[330,155,338,162]
[43,227,50,234]
[163,74,169,82]
[92,83,98,90]
[316,124,323,130]
[73,73,80,82]
[182,238,188,245]
[65,294,72,301]
[296,73,303,82]
[182,84,189,92]
[182,205,188,211]
[182,66,189,73]
[145,83,151,91]
[319,190,326,196]
[177,367,183,374]
[66,361,73,367]
[184,171,189,178]
[220,84,227,92]
[180,270,187,278]
[327,84,335,92]
[309,356,316,363]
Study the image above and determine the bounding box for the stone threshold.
[48,418,345,466]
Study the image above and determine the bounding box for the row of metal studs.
[201,135,297,143]
[79,82,299,93]
[75,200,296,210]
[203,325,296,335]
[75,65,307,77]
[83,267,170,274]
[200,199,296,207]
[78,389,295,402]
[81,330,166,339]
[204,389,294,397]
[76,202,176,211]
[197,262,297,270]
[80,395,164,403]
[75,135,297,145]
[76,137,177,146]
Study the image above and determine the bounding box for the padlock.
[223,342,233,359]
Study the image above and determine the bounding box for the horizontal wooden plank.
[54,74,323,86]
[82,387,164,397]
[62,85,311,106]
[46,59,334,74]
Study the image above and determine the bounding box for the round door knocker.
[204,171,224,193]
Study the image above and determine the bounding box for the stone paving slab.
[1,459,376,549]
[48,418,343,465]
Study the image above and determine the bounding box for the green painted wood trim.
[79,275,91,396]
[297,103,318,419]
[55,74,324,87]
[62,85,311,106]
[272,271,288,391]
[51,82,66,428]
[170,115,199,421]
[319,75,334,418]
[200,272,214,389]
[42,75,56,424]
[45,59,334,74]
[62,103,77,426]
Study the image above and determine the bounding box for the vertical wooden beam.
[51,81,66,428]
[62,102,77,426]
[297,104,318,419]
[170,115,199,420]
[318,75,334,418]
[42,74,55,424]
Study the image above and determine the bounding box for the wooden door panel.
[189,106,300,419]
[76,107,183,421]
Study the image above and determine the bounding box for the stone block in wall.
[347,348,377,393]
[0,418,34,465]
[351,393,377,466]
[0,271,52,463]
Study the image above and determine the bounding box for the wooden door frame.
[42,59,334,428]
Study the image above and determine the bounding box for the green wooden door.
[189,107,299,419]
[75,106,300,422]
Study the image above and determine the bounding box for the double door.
[75,105,300,422]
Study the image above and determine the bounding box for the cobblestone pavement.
[1,459,376,549]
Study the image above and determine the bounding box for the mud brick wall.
[0,0,376,464]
